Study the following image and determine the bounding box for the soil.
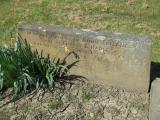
[0,82,149,120]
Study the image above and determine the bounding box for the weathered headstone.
[18,24,151,92]
[149,78,160,120]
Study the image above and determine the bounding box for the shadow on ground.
[149,62,160,92]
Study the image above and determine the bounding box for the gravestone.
[149,78,160,120]
[18,24,151,92]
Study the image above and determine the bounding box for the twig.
[50,104,70,119]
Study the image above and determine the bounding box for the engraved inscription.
[27,31,147,66]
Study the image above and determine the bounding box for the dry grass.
[0,0,160,61]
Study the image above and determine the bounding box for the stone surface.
[149,78,160,120]
[18,24,151,92]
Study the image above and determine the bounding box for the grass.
[82,90,95,101]
[0,0,160,61]
[48,99,63,110]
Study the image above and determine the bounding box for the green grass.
[48,99,63,110]
[82,90,95,101]
[0,0,160,61]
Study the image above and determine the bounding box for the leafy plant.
[0,35,80,98]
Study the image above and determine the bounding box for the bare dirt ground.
[0,82,149,120]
